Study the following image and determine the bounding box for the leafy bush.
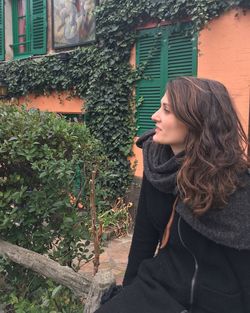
[0,277,83,313]
[0,103,115,311]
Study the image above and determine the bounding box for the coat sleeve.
[122,174,160,286]
[224,247,250,312]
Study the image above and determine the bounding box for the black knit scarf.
[136,130,184,195]
[137,130,250,250]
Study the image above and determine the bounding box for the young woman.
[95,77,250,313]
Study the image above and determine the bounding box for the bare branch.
[90,169,102,275]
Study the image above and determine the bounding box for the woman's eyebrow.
[161,101,170,107]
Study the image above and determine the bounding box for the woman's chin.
[152,134,164,144]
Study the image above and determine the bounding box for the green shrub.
[0,103,115,311]
[0,278,83,313]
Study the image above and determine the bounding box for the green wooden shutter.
[136,28,167,136]
[167,26,197,79]
[0,0,4,61]
[136,24,197,136]
[30,0,47,55]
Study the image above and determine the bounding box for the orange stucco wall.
[133,8,250,177]
[198,8,250,135]
[19,92,84,113]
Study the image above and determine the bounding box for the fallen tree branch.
[84,270,116,313]
[0,238,91,298]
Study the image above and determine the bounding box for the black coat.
[95,174,250,313]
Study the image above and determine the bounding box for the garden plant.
[0,103,116,312]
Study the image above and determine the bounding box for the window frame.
[12,0,31,59]
[12,0,47,59]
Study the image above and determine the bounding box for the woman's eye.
[163,106,170,113]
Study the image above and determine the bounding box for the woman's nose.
[151,109,160,122]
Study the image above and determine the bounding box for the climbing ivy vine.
[0,0,249,196]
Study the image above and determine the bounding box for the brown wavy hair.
[167,77,250,215]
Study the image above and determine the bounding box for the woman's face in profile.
[151,92,188,154]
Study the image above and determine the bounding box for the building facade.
[0,1,249,177]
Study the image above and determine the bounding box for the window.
[136,24,197,135]
[0,0,4,61]
[62,113,84,123]
[12,0,47,59]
